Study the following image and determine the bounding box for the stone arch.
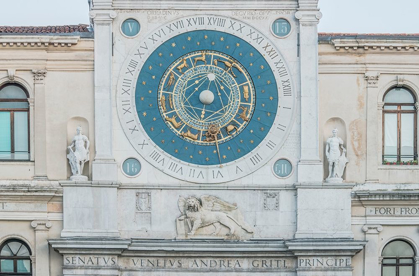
[67,117,90,179]
[323,117,347,180]
[378,78,419,103]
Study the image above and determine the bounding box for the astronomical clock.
[117,15,295,183]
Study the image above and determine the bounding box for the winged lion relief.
[176,195,254,240]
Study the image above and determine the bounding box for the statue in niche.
[176,195,254,240]
[67,126,90,181]
[325,128,348,183]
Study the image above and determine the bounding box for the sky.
[0,0,418,33]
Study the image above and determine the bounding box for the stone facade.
[0,1,418,275]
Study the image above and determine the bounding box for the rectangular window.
[0,112,11,160]
[384,113,397,162]
[0,111,29,160]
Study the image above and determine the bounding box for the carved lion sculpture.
[177,195,254,238]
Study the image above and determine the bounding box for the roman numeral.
[277,124,286,131]
[126,59,138,76]
[212,170,224,179]
[249,153,263,166]
[274,59,288,78]
[149,150,165,165]
[266,140,277,150]
[282,79,292,96]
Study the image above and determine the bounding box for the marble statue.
[67,126,90,181]
[325,128,348,183]
[176,195,254,240]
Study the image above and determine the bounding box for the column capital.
[365,72,380,88]
[31,220,52,232]
[32,70,47,83]
[89,10,117,22]
[362,224,383,234]
[295,10,322,25]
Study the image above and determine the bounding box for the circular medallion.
[122,158,142,177]
[273,158,293,178]
[272,18,291,38]
[117,15,295,183]
[121,18,141,37]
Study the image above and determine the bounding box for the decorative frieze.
[0,36,80,47]
[329,39,419,51]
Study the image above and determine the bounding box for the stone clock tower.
[50,0,366,275]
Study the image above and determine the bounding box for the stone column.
[362,224,383,276]
[295,8,323,183]
[32,70,48,180]
[31,220,52,276]
[365,72,380,182]
[28,98,35,161]
[89,10,118,181]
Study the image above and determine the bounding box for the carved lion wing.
[200,195,237,212]
[178,196,187,215]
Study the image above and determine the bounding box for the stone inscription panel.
[298,257,351,268]
[367,206,419,216]
[64,255,117,267]
[120,257,296,272]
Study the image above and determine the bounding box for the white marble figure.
[67,126,90,181]
[325,128,348,183]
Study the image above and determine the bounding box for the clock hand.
[208,124,223,168]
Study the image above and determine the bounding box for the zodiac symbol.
[226,124,238,135]
[194,52,207,66]
[238,106,249,122]
[213,59,244,78]
[177,58,189,74]
[181,129,198,141]
[242,85,249,102]
[160,95,167,112]
[165,115,183,129]
[165,72,175,89]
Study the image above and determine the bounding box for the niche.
[66,117,90,179]
[322,117,347,181]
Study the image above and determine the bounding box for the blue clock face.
[135,30,278,166]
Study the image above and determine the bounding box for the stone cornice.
[0,185,62,202]
[285,239,366,256]
[49,238,131,255]
[107,0,298,10]
[326,38,419,51]
[0,36,80,47]
[352,191,419,202]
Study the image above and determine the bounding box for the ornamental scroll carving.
[176,195,254,240]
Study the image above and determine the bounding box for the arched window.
[383,87,417,164]
[0,239,32,275]
[382,240,415,276]
[0,84,30,160]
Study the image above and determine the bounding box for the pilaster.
[362,224,383,276]
[32,70,48,180]
[89,10,118,182]
[31,220,52,276]
[365,72,381,183]
[295,9,323,183]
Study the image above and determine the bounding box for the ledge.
[285,239,366,256]
[0,35,81,47]
[378,165,419,170]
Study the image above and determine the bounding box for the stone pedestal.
[60,181,119,238]
[295,184,354,239]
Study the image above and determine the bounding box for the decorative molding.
[89,10,117,22]
[6,69,15,81]
[0,36,80,48]
[352,191,419,201]
[329,39,419,51]
[31,220,52,231]
[396,75,406,87]
[32,70,47,82]
[377,101,384,110]
[108,1,298,10]
[295,10,322,26]
[362,224,383,234]
[365,72,380,87]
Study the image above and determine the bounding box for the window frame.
[382,87,417,164]
[0,83,30,161]
[0,239,32,275]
